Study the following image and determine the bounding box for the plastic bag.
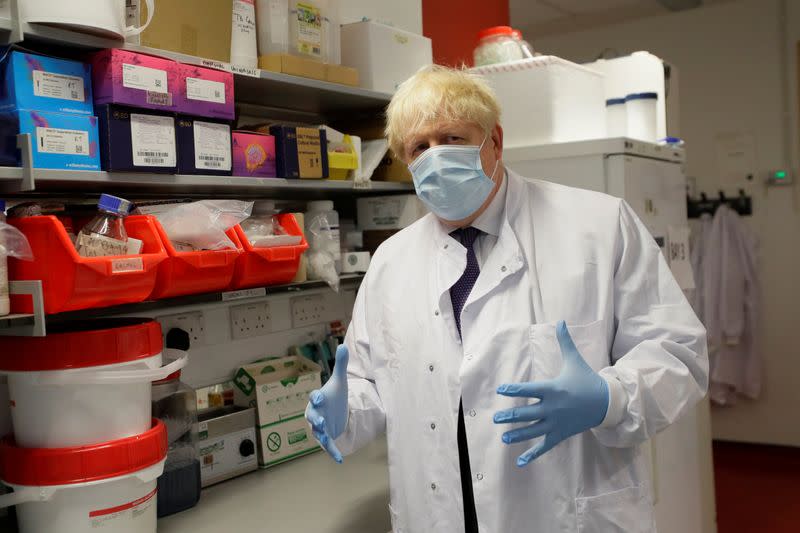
[154,200,253,251]
[306,214,339,292]
[0,223,34,260]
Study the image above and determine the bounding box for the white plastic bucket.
[0,419,166,533]
[625,92,658,142]
[606,97,627,138]
[20,0,155,40]
[0,318,186,448]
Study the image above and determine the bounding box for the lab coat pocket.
[530,320,607,380]
[576,485,655,533]
[388,504,404,533]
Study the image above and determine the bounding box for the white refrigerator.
[504,137,717,533]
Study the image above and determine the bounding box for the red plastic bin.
[230,213,309,290]
[149,219,242,300]
[8,215,168,314]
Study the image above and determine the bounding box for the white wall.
[527,0,800,449]
[336,0,422,34]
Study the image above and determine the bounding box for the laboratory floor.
[713,440,800,533]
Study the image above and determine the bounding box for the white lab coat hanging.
[336,170,708,533]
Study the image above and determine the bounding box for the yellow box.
[259,54,326,81]
[325,64,359,87]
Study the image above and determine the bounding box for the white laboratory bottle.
[76,194,131,258]
[625,92,658,142]
[0,199,8,316]
[606,97,627,138]
[306,200,341,274]
[231,0,259,68]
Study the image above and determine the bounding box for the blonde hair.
[385,65,501,160]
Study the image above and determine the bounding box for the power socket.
[291,295,327,328]
[158,311,206,347]
[230,302,272,339]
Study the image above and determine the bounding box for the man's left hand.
[493,320,610,466]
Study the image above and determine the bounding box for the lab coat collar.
[470,169,507,237]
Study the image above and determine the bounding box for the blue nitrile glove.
[493,320,610,467]
[305,344,349,463]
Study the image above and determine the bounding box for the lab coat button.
[430,423,436,430]
[501,265,507,272]
[476,473,484,481]
[430,483,437,490]
[444,244,449,249]
[469,409,476,417]
[428,364,434,372]
[434,310,440,316]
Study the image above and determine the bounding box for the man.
[306,65,708,532]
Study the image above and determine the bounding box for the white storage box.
[471,56,606,148]
[340,20,432,94]
[586,51,668,140]
[357,194,428,231]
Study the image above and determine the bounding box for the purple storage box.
[96,104,177,173]
[90,49,179,112]
[176,64,234,120]
[176,115,232,176]
[232,131,276,178]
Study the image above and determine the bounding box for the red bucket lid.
[477,25,515,41]
[0,318,162,372]
[0,419,167,487]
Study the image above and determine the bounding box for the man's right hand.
[305,344,350,463]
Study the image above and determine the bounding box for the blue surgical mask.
[408,137,499,221]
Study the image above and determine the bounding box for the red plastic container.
[149,219,242,300]
[8,215,168,314]
[230,214,308,289]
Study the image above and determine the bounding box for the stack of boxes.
[0,51,100,171]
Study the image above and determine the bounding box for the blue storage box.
[0,50,94,116]
[0,110,101,170]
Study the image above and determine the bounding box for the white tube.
[231,0,259,68]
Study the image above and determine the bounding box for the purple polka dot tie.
[450,226,482,338]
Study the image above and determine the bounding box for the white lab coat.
[338,170,708,533]
[691,205,759,405]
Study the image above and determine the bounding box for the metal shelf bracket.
[2,280,46,336]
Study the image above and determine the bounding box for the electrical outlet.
[291,295,327,328]
[230,302,272,339]
[158,311,206,347]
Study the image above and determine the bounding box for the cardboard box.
[176,116,232,175]
[332,117,411,182]
[176,64,235,121]
[268,125,328,179]
[340,21,432,94]
[198,406,258,488]
[0,51,94,116]
[233,356,321,468]
[96,104,177,173]
[325,64,359,87]
[259,54,326,81]
[0,110,100,170]
[357,195,427,231]
[91,49,179,112]
[136,0,232,63]
[232,131,276,177]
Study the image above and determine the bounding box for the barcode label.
[123,64,168,93]
[36,127,90,156]
[186,77,227,104]
[193,121,231,171]
[130,114,176,167]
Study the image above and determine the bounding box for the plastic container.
[8,215,168,314]
[0,199,7,317]
[256,0,290,56]
[473,26,524,67]
[231,213,308,289]
[0,419,166,533]
[306,200,340,275]
[606,97,627,137]
[0,318,186,448]
[625,92,658,142]
[76,194,131,258]
[152,368,200,517]
[289,0,328,61]
[511,29,535,59]
[149,218,242,300]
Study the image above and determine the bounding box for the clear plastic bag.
[0,223,34,261]
[154,200,253,251]
[306,213,339,292]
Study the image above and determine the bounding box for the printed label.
[186,77,226,104]
[296,127,323,177]
[32,70,85,102]
[89,487,156,527]
[125,0,139,28]
[146,91,172,106]
[122,63,168,93]
[296,2,322,58]
[111,257,144,273]
[193,121,232,171]
[199,59,261,78]
[199,428,257,485]
[130,114,176,167]
[222,287,267,301]
[76,233,128,258]
[35,127,89,156]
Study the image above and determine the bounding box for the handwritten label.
[111,257,144,273]
[222,287,267,301]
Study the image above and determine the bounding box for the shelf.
[0,166,412,197]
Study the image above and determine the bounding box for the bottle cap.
[98,194,132,216]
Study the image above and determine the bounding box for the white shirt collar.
[470,169,507,237]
